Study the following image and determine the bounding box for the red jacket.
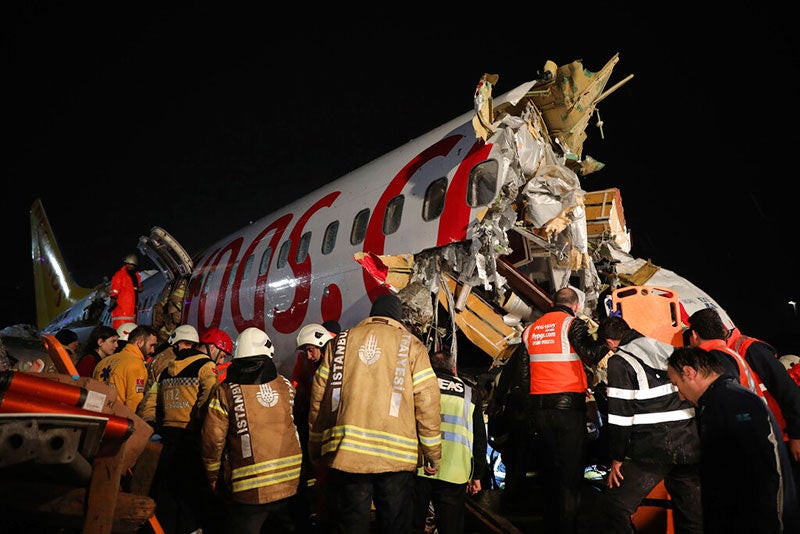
[110,265,141,328]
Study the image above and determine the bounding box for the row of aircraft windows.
[203,160,498,291]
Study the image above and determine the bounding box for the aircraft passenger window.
[259,247,273,275]
[277,240,291,268]
[322,221,339,255]
[423,177,447,221]
[243,255,254,279]
[383,195,404,235]
[297,231,311,263]
[202,270,214,296]
[467,160,498,207]
[351,208,370,245]
[228,261,239,286]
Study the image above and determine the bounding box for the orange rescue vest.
[524,310,587,395]
[699,339,766,400]
[728,330,788,441]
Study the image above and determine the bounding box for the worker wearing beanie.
[308,293,442,534]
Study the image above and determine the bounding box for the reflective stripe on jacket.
[606,336,700,464]
[524,310,586,394]
[418,372,474,484]
[138,348,217,431]
[699,339,765,399]
[729,330,797,441]
[201,377,302,505]
[110,265,141,327]
[308,316,442,473]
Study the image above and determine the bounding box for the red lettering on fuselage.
[231,213,293,332]
[272,191,340,334]
[186,133,490,341]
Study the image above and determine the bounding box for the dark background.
[3,5,799,353]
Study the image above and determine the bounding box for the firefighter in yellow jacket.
[201,327,303,532]
[308,293,442,534]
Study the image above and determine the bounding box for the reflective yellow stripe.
[317,364,330,380]
[321,424,418,463]
[207,397,228,416]
[412,367,435,386]
[230,453,303,493]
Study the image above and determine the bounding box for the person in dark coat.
[596,316,702,533]
[668,346,800,533]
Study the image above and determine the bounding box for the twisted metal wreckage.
[364,53,721,371]
[0,54,732,532]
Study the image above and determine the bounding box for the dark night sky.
[3,5,800,353]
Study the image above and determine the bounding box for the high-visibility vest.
[418,373,474,484]
[524,310,586,394]
[729,331,787,440]
[700,339,766,400]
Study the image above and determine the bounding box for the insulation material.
[530,53,620,159]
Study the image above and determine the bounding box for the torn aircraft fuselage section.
[371,54,640,366]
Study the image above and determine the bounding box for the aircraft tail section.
[30,198,92,330]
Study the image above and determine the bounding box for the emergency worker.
[201,327,302,532]
[485,343,531,510]
[292,323,336,531]
[153,277,187,343]
[139,322,218,534]
[115,321,137,353]
[725,321,800,497]
[413,350,487,534]
[668,346,800,533]
[92,325,158,412]
[199,328,233,383]
[141,324,198,396]
[522,286,608,534]
[595,316,702,533]
[109,254,142,330]
[308,293,442,534]
[686,309,765,399]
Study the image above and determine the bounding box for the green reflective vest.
[418,373,474,484]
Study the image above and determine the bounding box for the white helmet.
[116,322,137,341]
[123,253,138,266]
[234,327,275,359]
[168,324,199,345]
[780,354,800,370]
[296,323,334,350]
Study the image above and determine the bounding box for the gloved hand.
[108,297,118,311]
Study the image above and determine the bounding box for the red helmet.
[200,328,233,354]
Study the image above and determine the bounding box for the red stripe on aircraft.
[436,140,490,245]
[361,135,463,301]
[273,192,340,333]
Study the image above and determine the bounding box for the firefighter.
[109,253,142,330]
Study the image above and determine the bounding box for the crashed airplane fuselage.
[34,53,732,380]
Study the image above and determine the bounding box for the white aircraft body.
[31,53,734,377]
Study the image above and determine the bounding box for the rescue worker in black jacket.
[520,287,608,533]
[668,346,800,533]
[596,316,702,533]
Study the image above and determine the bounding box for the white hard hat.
[116,322,137,341]
[123,253,138,266]
[296,323,334,350]
[780,354,800,370]
[168,324,199,345]
[234,327,275,359]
